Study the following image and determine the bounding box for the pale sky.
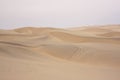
[0,0,120,29]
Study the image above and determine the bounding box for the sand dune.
[0,25,120,80]
[99,32,120,38]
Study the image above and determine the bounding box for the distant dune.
[0,25,120,80]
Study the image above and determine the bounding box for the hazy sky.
[0,0,120,29]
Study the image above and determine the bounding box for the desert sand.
[0,25,120,80]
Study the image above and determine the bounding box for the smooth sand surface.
[0,25,120,80]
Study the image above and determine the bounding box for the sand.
[0,25,120,80]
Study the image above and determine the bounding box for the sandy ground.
[0,25,120,80]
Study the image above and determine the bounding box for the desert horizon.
[0,25,120,80]
[1,0,120,79]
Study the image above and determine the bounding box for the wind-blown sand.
[0,25,120,80]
